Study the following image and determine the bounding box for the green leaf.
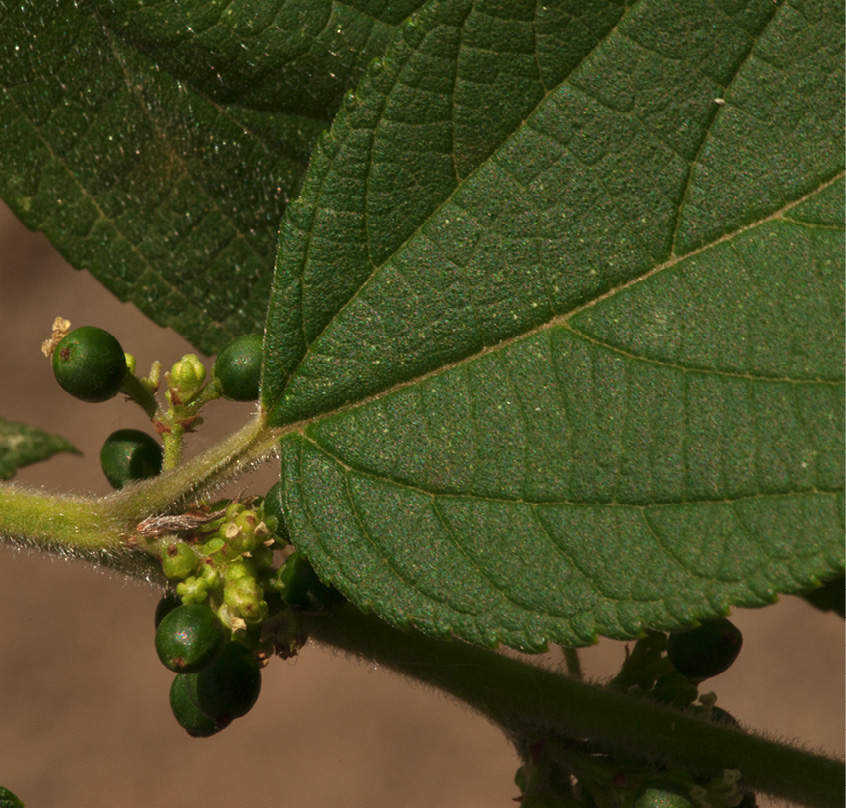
[0,417,80,480]
[0,0,420,352]
[0,785,25,808]
[264,0,844,649]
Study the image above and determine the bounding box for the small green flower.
[177,575,209,604]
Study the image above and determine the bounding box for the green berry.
[155,604,226,673]
[99,429,163,488]
[667,618,743,681]
[52,326,127,402]
[169,673,227,737]
[250,544,275,569]
[213,334,262,401]
[276,551,343,611]
[154,591,181,628]
[736,791,759,808]
[188,642,262,722]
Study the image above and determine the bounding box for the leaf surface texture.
[263,0,845,648]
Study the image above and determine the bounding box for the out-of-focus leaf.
[0,0,421,352]
[0,417,80,479]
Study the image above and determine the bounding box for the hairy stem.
[0,484,120,550]
[0,412,283,562]
[306,606,843,808]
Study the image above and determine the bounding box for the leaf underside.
[0,417,80,480]
[0,0,420,352]
[263,0,845,649]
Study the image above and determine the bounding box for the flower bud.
[224,575,268,625]
[168,354,207,403]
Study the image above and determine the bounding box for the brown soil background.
[0,202,842,808]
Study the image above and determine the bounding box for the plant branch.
[0,412,283,566]
[305,606,844,808]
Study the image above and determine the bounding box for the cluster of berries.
[517,617,752,808]
[45,321,264,487]
[44,322,344,737]
[618,618,752,808]
[152,490,342,736]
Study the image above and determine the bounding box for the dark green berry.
[169,674,227,737]
[213,334,263,401]
[276,551,343,611]
[52,326,127,402]
[188,642,262,722]
[736,791,759,808]
[155,604,226,673]
[99,428,163,488]
[154,591,182,628]
[667,617,743,681]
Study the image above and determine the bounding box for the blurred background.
[0,201,842,807]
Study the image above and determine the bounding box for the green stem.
[0,413,283,560]
[0,484,119,550]
[120,372,159,419]
[110,412,280,518]
[161,421,185,470]
[305,606,844,808]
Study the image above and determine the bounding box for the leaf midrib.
[275,3,818,419]
[280,1,634,395]
[265,169,845,437]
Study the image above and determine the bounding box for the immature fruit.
[99,429,163,488]
[188,642,262,722]
[160,542,200,580]
[213,334,262,401]
[169,673,226,737]
[667,618,743,680]
[277,551,343,611]
[155,604,226,673]
[52,326,127,402]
